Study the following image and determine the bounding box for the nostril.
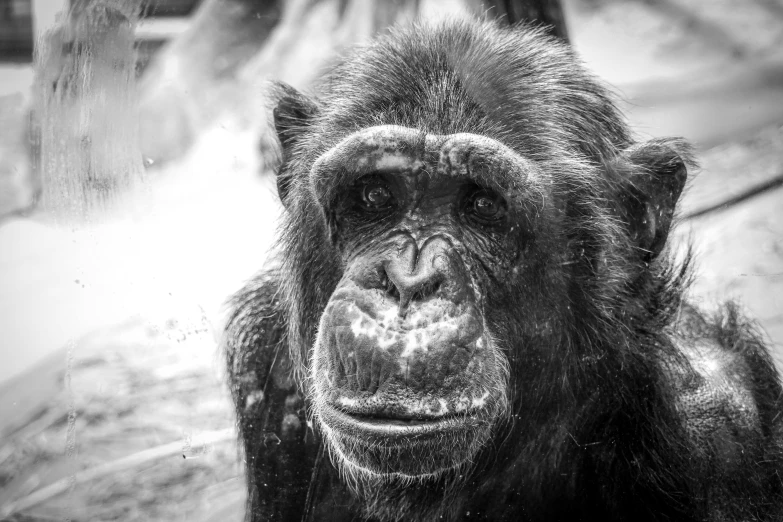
[380,270,400,299]
[383,264,445,304]
[388,280,400,300]
[380,237,453,308]
[411,279,441,301]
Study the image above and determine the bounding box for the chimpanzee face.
[308,125,551,478]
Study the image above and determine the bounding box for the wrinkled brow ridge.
[310,125,536,207]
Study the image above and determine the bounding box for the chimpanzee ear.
[269,81,319,206]
[612,139,692,260]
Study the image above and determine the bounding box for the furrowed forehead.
[310,125,537,207]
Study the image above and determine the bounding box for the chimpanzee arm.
[224,272,320,521]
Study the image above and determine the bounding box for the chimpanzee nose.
[384,237,451,315]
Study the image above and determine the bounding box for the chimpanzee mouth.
[351,415,436,426]
[321,403,482,440]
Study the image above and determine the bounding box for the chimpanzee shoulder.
[672,303,783,521]
[224,272,321,520]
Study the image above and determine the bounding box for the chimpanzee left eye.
[467,189,507,222]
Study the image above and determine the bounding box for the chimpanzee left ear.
[611,138,693,260]
[269,81,320,206]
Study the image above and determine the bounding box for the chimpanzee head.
[268,19,690,492]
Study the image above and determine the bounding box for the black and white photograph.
[1,0,782,520]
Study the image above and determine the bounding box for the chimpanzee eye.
[467,188,506,222]
[361,182,393,209]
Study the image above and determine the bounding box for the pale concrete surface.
[0,126,280,383]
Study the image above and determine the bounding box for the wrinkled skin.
[224,19,783,522]
[309,128,536,480]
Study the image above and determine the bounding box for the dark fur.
[224,19,783,522]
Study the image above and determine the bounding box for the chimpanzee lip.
[321,402,480,439]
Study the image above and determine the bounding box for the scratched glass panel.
[34,0,144,222]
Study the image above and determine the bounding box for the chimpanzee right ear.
[269,81,319,206]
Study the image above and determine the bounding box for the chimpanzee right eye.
[354,177,396,212]
[363,183,392,208]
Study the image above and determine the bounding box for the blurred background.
[0,0,781,519]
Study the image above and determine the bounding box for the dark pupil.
[474,195,498,217]
[364,185,391,206]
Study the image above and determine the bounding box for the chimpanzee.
[223,18,783,522]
